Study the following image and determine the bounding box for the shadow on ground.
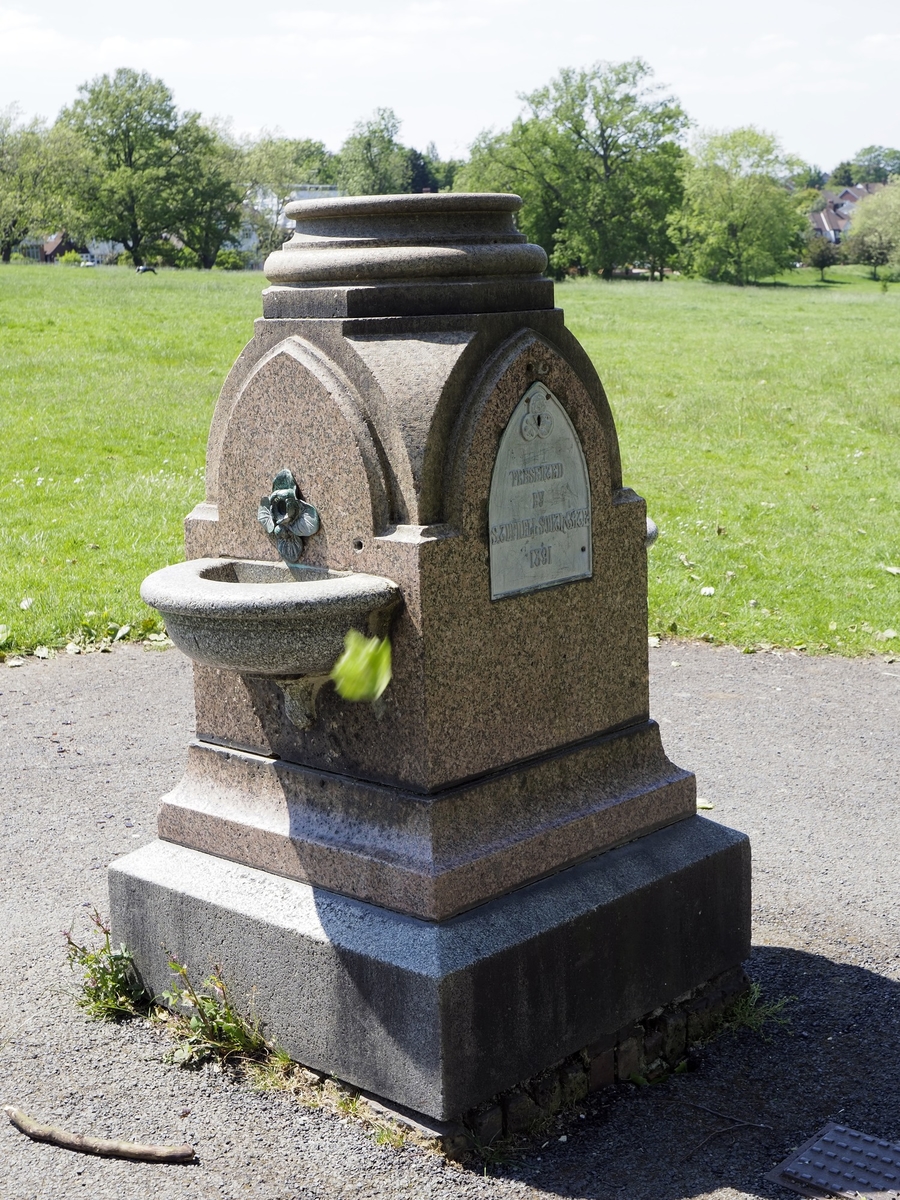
[464,944,900,1200]
[757,278,856,288]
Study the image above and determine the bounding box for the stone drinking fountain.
[110,193,750,1128]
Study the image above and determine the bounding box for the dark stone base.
[109,816,750,1121]
[350,962,751,1158]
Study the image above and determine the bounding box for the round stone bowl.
[140,558,402,677]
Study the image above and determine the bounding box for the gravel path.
[1,641,899,1200]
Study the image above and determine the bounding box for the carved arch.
[214,338,393,567]
[441,328,622,534]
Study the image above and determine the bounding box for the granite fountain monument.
[110,192,750,1126]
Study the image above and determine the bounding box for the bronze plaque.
[488,382,592,600]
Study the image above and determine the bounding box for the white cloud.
[0,6,39,33]
[0,0,897,166]
[857,32,900,61]
[272,2,493,35]
[96,36,191,58]
[746,34,798,57]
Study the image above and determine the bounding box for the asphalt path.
[1,641,898,1200]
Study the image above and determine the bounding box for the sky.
[2,0,899,170]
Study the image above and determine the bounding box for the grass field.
[563,265,900,654]
[1,263,898,657]
[0,265,260,654]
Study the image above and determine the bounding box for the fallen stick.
[686,1100,772,1128]
[3,1106,195,1163]
[681,1119,765,1160]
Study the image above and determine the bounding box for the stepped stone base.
[109,815,750,1121]
[156,720,695,920]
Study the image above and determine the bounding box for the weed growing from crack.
[157,959,270,1066]
[64,910,147,1020]
[718,982,794,1041]
[372,1122,408,1149]
[245,1050,314,1095]
[64,921,419,1152]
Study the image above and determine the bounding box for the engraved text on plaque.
[488,382,592,600]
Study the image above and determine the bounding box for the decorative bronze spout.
[257,468,320,563]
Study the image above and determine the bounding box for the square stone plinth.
[109,816,749,1121]
[155,720,695,920]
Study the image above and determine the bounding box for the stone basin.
[140,557,401,677]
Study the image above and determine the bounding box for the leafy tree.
[0,109,53,261]
[843,181,900,278]
[792,186,825,215]
[456,120,569,262]
[58,70,249,269]
[672,127,807,285]
[166,121,245,268]
[408,143,462,192]
[59,70,239,269]
[335,108,412,195]
[852,145,900,184]
[57,69,186,265]
[828,161,856,188]
[804,233,838,280]
[244,135,334,254]
[457,59,689,278]
[790,163,827,190]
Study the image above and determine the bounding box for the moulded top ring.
[283,192,525,222]
[264,191,548,287]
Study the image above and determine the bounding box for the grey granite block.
[109,816,750,1120]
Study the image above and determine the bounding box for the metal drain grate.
[766,1122,900,1199]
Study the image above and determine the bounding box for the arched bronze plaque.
[488,382,592,600]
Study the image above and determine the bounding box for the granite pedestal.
[111,193,751,1123]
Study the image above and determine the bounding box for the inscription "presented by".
[507,462,564,487]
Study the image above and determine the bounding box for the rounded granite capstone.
[140,558,401,677]
[263,192,548,285]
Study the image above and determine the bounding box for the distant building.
[809,183,885,243]
[14,233,124,263]
[41,232,78,262]
[288,184,340,203]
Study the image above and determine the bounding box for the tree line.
[2,63,899,282]
[0,69,461,267]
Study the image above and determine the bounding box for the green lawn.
[1,263,898,657]
[561,269,900,654]
[0,265,262,653]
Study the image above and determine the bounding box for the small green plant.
[64,910,147,1019]
[70,609,163,650]
[158,958,270,1066]
[59,249,82,265]
[372,1122,408,1149]
[335,1088,360,1117]
[720,982,794,1040]
[245,1051,315,1095]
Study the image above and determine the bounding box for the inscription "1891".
[488,382,592,600]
